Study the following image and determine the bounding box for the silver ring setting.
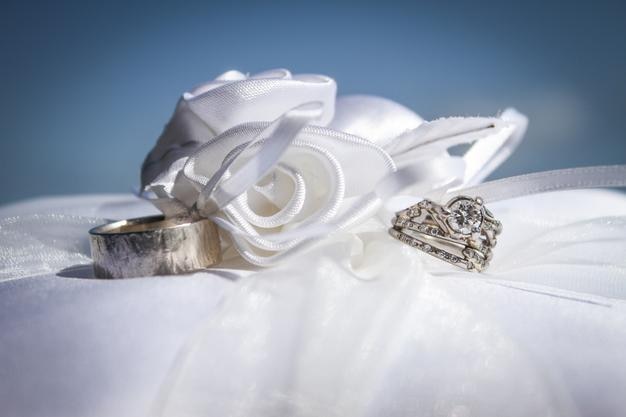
[389,196,501,272]
[89,215,222,278]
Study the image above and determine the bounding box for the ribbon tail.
[446,165,626,203]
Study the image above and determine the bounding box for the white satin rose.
[141,69,527,266]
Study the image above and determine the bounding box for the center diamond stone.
[447,198,483,235]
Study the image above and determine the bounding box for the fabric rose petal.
[140,69,529,266]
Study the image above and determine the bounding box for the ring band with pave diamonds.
[389,196,502,272]
[89,215,222,278]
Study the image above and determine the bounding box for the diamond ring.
[389,196,501,272]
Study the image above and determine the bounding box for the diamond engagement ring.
[389,196,501,272]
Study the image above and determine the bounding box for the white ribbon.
[141,69,626,266]
[445,165,626,203]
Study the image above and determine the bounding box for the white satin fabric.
[1,190,626,417]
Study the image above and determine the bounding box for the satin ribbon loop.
[461,108,528,186]
[193,102,324,217]
[384,109,527,189]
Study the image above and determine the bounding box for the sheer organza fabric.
[1,190,626,417]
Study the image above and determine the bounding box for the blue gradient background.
[1,0,625,205]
